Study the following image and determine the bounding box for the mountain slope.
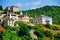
[23,6,60,25]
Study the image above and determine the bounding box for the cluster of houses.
[0,6,52,27]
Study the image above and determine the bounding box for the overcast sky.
[0,0,60,11]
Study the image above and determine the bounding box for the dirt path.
[44,36,50,40]
[40,24,60,40]
[52,24,60,28]
[0,27,6,31]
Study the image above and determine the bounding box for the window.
[0,20,1,22]
[45,20,50,23]
[15,18,16,20]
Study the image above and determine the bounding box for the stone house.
[33,15,52,25]
[7,6,19,12]
[3,12,18,27]
[3,12,30,27]
[18,12,29,23]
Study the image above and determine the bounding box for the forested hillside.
[23,6,60,25]
[0,5,60,40]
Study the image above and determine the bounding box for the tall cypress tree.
[0,6,3,10]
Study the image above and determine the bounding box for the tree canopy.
[0,6,3,10]
[23,5,60,25]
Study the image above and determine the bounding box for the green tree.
[19,26,30,36]
[23,6,60,25]
[33,24,42,30]
[54,32,60,40]
[0,6,3,10]
[10,33,18,40]
[0,30,19,40]
[34,29,44,40]
[44,30,52,37]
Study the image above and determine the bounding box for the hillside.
[0,5,60,40]
[23,6,60,25]
[41,24,60,40]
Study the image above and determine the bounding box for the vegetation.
[34,29,44,40]
[44,30,52,37]
[23,6,60,25]
[32,24,42,30]
[5,25,20,31]
[54,32,60,40]
[0,5,60,40]
[0,21,60,40]
[0,6,3,10]
[45,23,59,30]
[0,30,19,40]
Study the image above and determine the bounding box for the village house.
[33,15,52,25]
[0,10,4,13]
[18,12,30,23]
[0,6,53,27]
[1,11,30,27]
[3,12,19,27]
[0,14,6,26]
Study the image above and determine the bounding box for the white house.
[0,10,4,13]
[2,12,30,27]
[18,12,29,22]
[33,15,52,25]
[3,12,19,27]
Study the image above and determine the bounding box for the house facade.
[2,12,30,27]
[33,15,52,25]
[18,12,29,23]
[3,12,19,27]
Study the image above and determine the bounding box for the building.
[0,10,4,13]
[30,29,37,39]
[3,12,19,27]
[7,6,19,12]
[0,14,6,26]
[33,15,52,25]
[0,11,30,27]
[18,12,29,22]
[7,6,11,10]
[2,12,30,27]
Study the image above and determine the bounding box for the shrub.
[45,23,59,30]
[33,24,42,29]
[52,26,59,30]
[44,30,52,37]
[34,29,44,37]
[45,23,52,29]
[18,26,30,36]
[54,32,60,40]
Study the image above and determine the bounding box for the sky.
[0,0,60,11]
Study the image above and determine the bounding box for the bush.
[34,29,44,37]
[34,29,44,40]
[45,23,52,29]
[45,23,59,30]
[44,30,52,37]
[27,25,32,30]
[33,24,42,29]
[38,37,44,40]
[52,26,59,30]
[18,26,30,36]
[54,32,60,40]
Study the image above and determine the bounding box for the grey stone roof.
[11,6,18,8]
[38,15,52,19]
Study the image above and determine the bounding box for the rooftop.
[38,15,52,19]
